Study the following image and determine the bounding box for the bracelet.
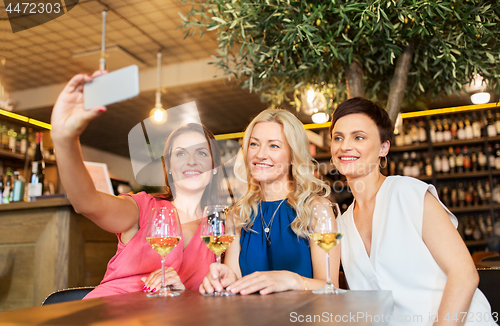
[301,276,308,291]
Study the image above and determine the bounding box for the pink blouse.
[84,192,215,299]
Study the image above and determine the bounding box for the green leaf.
[212,17,226,24]
[486,52,495,64]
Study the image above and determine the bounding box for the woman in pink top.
[51,72,221,298]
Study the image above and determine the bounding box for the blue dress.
[239,199,313,278]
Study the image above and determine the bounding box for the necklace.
[260,199,286,247]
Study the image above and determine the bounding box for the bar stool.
[41,287,95,305]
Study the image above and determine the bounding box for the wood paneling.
[0,199,118,311]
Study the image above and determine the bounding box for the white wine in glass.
[146,206,182,297]
[201,205,235,296]
[309,202,346,294]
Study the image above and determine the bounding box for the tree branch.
[386,42,415,122]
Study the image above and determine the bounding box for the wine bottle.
[455,147,464,173]
[433,152,442,174]
[429,120,437,143]
[435,119,444,142]
[465,182,474,206]
[403,120,412,145]
[457,182,465,207]
[463,146,471,172]
[450,187,458,208]
[0,125,9,149]
[470,147,478,172]
[495,143,500,170]
[441,184,451,207]
[418,119,427,143]
[457,119,466,140]
[471,112,482,138]
[488,144,495,169]
[485,180,492,204]
[448,147,456,173]
[7,127,16,152]
[425,155,433,177]
[495,111,500,135]
[403,152,412,176]
[443,118,452,142]
[410,121,419,144]
[463,217,473,241]
[477,180,485,205]
[471,216,483,241]
[441,150,450,173]
[19,127,27,155]
[464,115,474,140]
[450,117,458,140]
[487,111,497,137]
[27,132,45,201]
[2,170,12,204]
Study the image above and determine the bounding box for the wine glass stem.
[325,252,332,286]
[161,255,166,290]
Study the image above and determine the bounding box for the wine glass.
[200,205,236,296]
[309,202,346,294]
[146,206,182,297]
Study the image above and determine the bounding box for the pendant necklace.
[260,199,286,247]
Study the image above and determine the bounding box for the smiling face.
[169,131,214,195]
[246,121,292,186]
[330,113,389,179]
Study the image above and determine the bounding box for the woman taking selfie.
[200,109,340,295]
[330,97,494,325]
[51,72,222,298]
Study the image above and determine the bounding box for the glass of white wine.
[201,205,236,296]
[309,202,346,294]
[146,206,182,297]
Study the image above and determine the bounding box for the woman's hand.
[226,271,302,295]
[199,262,238,295]
[51,71,107,143]
[141,267,185,293]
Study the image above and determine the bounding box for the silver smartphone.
[83,65,140,110]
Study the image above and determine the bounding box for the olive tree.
[181,0,500,120]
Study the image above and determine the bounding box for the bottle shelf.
[390,143,429,152]
[465,240,488,247]
[431,137,487,149]
[434,171,491,180]
[0,147,26,161]
[449,204,493,214]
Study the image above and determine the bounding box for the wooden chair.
[41,287,95,306]
[472,251,500,264]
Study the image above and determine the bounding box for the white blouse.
[338,176,496,325]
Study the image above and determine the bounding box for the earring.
[379,156,388,169]
[168,171,172,175]
[213,170,217,175]
[329,158,334,166]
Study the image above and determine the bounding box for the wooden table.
[0,290,394,325]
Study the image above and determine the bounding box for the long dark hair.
[153,123,226,207]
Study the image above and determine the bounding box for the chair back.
[477,269,500,315]
[41,287,95,305]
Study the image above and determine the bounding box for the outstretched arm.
[51,72,139,236]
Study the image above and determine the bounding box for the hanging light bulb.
[150,52,166,123]
[311,112,329,124]
[470,92,491,105]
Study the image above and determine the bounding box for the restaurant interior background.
[1,0,500,311]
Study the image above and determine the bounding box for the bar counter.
[0,198,117,311]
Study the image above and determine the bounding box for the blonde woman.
[200,109,340,295]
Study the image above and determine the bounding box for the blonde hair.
[233,109,330,238]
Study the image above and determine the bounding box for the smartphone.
[83,65,140,110]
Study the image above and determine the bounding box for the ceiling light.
[470,92,491,105]
[311,112,329,124]
[150,52,166,123]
